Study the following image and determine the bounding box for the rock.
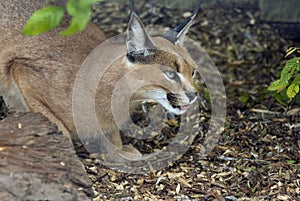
[0,113,92,201]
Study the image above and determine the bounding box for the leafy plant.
[268,47,300,106]
[22,0,102,36]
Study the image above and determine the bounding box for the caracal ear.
[126,11,156,57]
[164,0,202,45]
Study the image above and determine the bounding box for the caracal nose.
[185,91,197,102]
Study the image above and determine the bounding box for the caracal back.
[0,0,106,138]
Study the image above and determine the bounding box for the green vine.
[268,47,300,106]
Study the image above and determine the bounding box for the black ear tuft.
[164,0,202,45]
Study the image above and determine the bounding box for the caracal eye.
[192,69,197,78]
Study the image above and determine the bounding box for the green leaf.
[287,160,296,164]
[273,92,288,106]
[287,83,299,99]
[204,88,211,103]
[280,57,300,80]
[60,0,102,35]
[22,6,64,36]
[287,74,300,99]
[295,93,300,105]
[268,79,288,91]
[240,91,250,104]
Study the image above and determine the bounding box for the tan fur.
[0,0,198,161]
[0,0,106,137]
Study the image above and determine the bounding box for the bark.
[0,112,92,201]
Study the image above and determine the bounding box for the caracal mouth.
[172,96,197,114]
[179,104,191,111]
[169,102,195,115]
[148,93,197,115]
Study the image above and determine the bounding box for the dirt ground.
[1,1,299,200]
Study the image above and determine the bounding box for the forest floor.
[1,1,299,200]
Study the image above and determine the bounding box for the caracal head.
[124,3,201,115]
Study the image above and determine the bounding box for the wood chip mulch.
[1,1,299,200]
